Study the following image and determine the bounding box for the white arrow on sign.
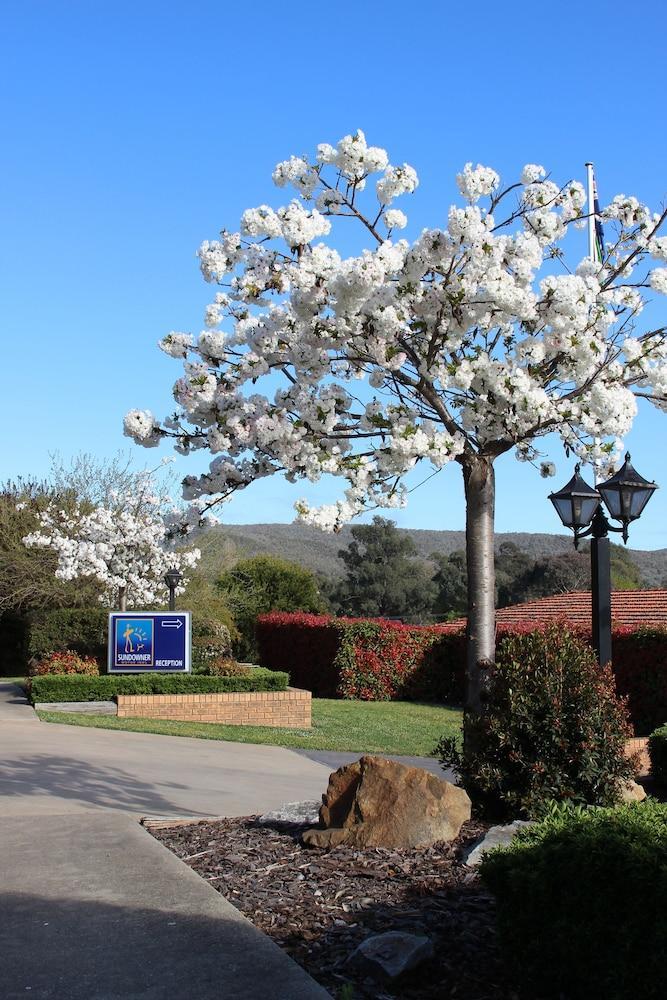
[161,619,183,629]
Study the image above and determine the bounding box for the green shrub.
[648,723,667,786]
[191,618,233,674]
[28,668,289,703]
[481,800,667,1000]
[29,650,99,676]
[438,624,635,817]
[219,555,325,661]
[28,608,108,663]
[203,656,252,677]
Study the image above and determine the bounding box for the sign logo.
[114,618,154,668]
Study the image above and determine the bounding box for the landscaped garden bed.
[149,814,510,1000]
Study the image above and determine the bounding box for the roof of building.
[443,590,667,630]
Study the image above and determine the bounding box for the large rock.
[462,820,534,867]
[347,931,433,981]
[620,780,647,803]
[302,755,471,850]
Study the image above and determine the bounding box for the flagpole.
[585,161,595,260]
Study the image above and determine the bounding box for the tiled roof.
[443,590,667,630]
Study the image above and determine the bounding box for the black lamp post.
[549,454,657,666]
[164,567,183,612]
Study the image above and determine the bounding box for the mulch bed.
[149,815,520,999]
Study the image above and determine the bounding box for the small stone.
[347,931,434,981]
[257,800,322,826]
[620,780,647,803]
[463,820,534,867]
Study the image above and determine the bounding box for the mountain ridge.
[197,522,667,588]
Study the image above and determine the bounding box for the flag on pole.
[585,162,605,263]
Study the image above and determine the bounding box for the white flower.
[649,269,667,294]
[159,332,193,359]
[539,461,556,478]
[376,164,419,205]
[456,163,500,203]
[384,209,407,230]
[123,410,161,448]
[521,164,546,184]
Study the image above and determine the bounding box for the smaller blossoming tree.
[23,476,201,610]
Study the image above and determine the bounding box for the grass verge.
[37,699,462,756]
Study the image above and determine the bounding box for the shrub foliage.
[257,612,667,732]
[257,612,465,701]
[648,723,667,786]
[203,657,252,678]
[438,625,635,817]
[191,618,233,674]
[481,800,667,1000]
[28,668,289,703]
[28,607,108,663]
[29,650,99,677]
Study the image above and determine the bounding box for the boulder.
[347,931,433,981]
[620,780,647,803]
[257,801,322,826]
[462,820,534,867]
[302,755,471,850]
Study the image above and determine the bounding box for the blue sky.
[2,1,667,548]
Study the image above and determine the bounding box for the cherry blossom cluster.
[124,130,667,531]
[23,495,200,608]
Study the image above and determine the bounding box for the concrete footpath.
[0,683,331,998]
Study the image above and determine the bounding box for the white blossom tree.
[24,473,200,610]
[124,131,667,709]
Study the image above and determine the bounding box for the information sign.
[107,612,191,673]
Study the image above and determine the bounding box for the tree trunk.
[463,456,496,713]
[118,586,127,612]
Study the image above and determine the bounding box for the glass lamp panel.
[598,484,621,518]
[629,486,655,519]
[551,495,574,526]
[579,496,601,525]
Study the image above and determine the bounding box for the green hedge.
[648,723,667,785]
[28,608,108,662]
[29,669,289,703]
[481,800,667,1000]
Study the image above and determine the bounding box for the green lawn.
[36,699,462,756]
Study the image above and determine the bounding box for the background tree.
[125,129,667,710]
[331,516,436,620]
[0,479,100,616]
[217,555,324,660]
[23,466,200,611]
[431,550,468,618]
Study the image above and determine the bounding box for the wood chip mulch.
[149,815,520,999]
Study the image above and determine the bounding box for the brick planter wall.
[625,736,650,778]
[116,687,311,728]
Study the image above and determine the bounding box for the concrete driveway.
[0,683,332,998]
[0,682,331,818]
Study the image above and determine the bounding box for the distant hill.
[197,522,667,588]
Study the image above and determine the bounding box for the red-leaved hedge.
[256,613,667,734]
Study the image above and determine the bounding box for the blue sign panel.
[108,612,191,673]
